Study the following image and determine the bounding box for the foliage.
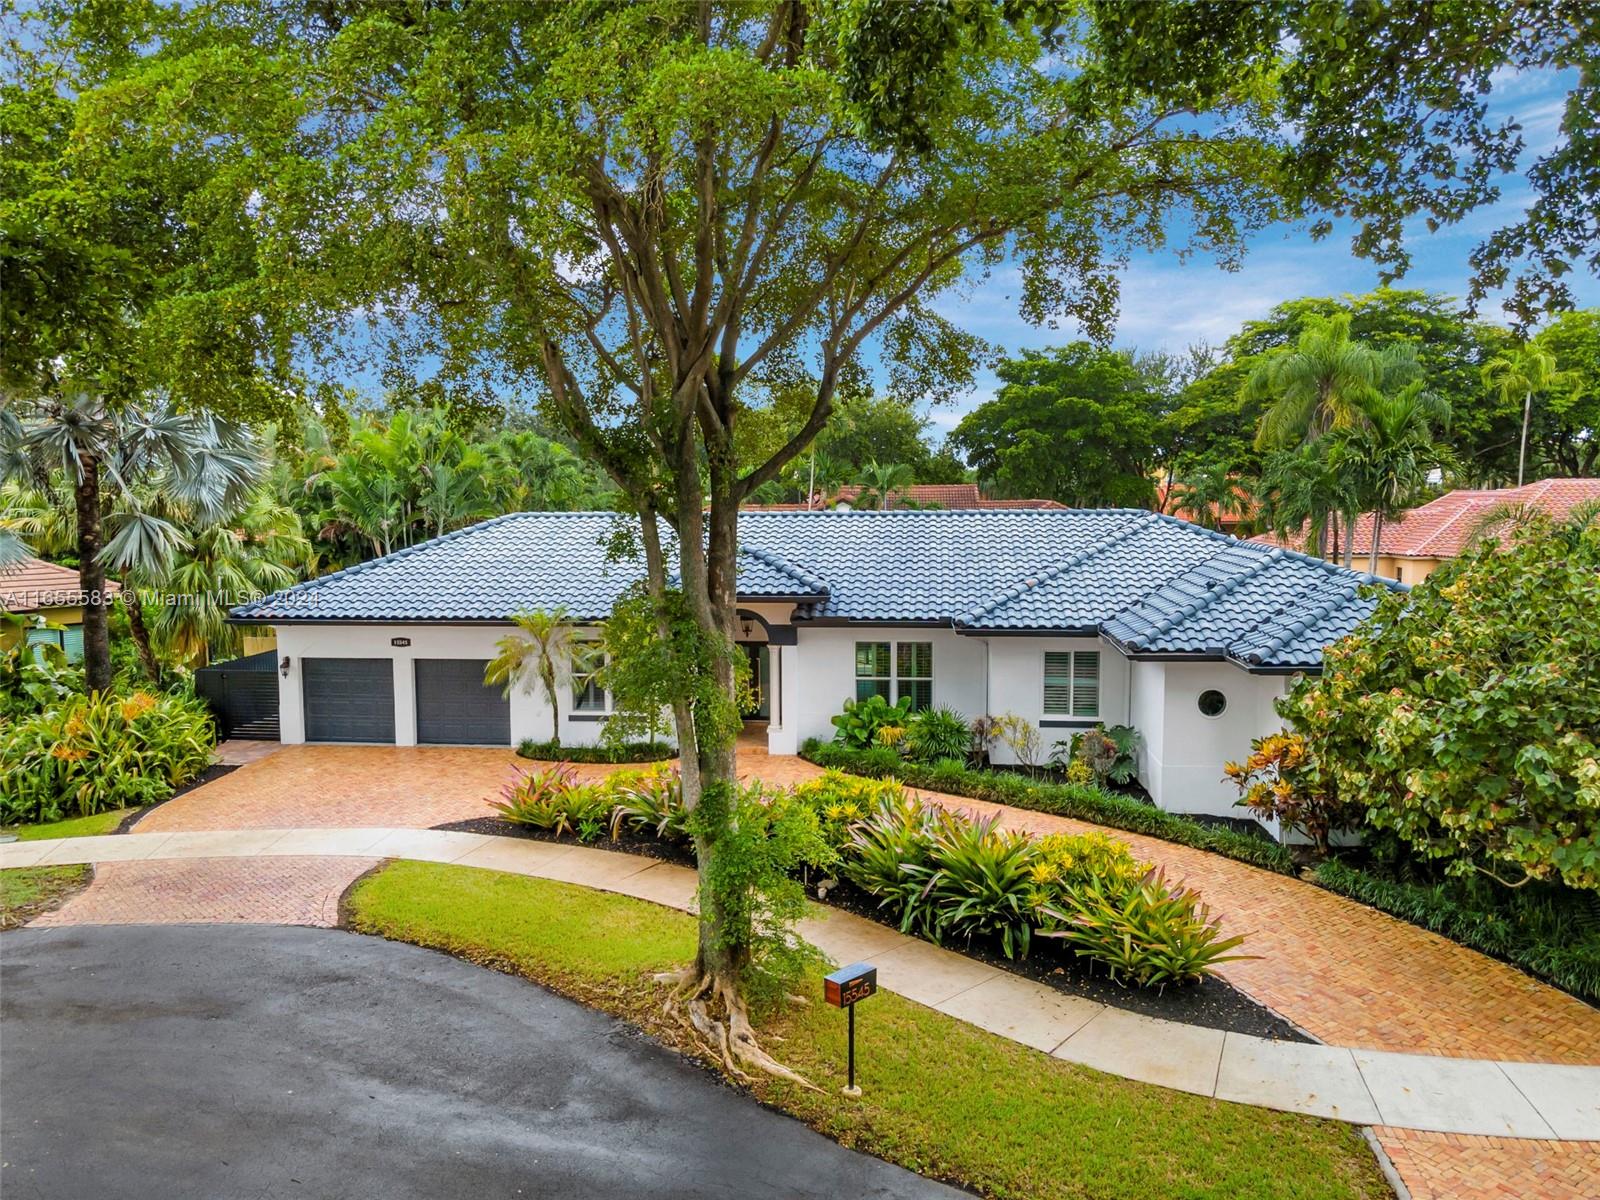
[609,767,689,842]
[490,764,611,838]
[841,793,941,930]
[791,770,908,852]
[802,740,1296,874]
[1312,861,1600,1005]
[1032,832,1150,905]
[1527,310,1600,478]
[914,813,1042,960]
[1226,733,1359,857]
[1481,341,1583,487]
[1072,724,1141,786]
[516,739,675,764]
[0,616,82,720]
[830,692,913,749]
[951,345,1171,507]
[1039,869,1255,989]
[853,460,916,510]
[486,608,571,747]
[902,706,974,764]
[0,688,214,824]
[1283,520,1600,890]
[989,713,1043,772]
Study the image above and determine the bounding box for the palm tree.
[855,460,915,510]
[1481,344,1580,487]
[1248,314,1418,450]
[1170,463,1252,532]
[1341,383,1449,575]
[1258,443,1359,560]
[1,394,259,692]
[484,607,570,746]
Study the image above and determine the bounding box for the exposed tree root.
[654,965,821,1091]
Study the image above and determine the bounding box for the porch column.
[767,642,800,755]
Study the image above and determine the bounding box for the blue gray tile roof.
[232,509,1400,671]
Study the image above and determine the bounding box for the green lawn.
[1,865,90,930]
[349,861,1389,1200]
[7,809,134,841]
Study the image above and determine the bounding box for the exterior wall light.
[280,656,291,679]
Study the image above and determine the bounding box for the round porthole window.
[1197,689,1228,718]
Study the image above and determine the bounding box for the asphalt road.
[1,924,963,1200]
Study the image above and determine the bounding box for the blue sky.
[909,67,1598,438]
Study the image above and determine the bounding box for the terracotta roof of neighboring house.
[1156,481,1254,530]
[745,483,1067,510]
[232,509,1399,672]
[1251,478,1600,559]
[0,557,120,613]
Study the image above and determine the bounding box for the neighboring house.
[1155,480,1255,536]
[749,483,1066,510]
[231,510,1394,821]
[0,556,120,663]
[1252,478,1600,584]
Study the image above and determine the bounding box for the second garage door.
[415,659,510,745]
[302,658,395,743]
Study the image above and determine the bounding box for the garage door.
[302,658,395,743]
[414,659,510,745]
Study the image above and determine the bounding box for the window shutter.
[1043,651,1071,715]
[1071,651,1100,717]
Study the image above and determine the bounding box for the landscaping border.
[516,739,675,763]
[800,741,1296,874]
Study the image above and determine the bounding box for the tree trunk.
[1368,513,1383,577]
[541,658,560,747]
[1342,512,1356,569]
[74,452,113,695]
[123,591,161,683]
[1517,386,1532,487]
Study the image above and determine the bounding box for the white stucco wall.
[981,636,1130,765]
[1149,661,1291,818]
[1128,660,1167,804]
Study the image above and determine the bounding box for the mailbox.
[824,962,877,1008]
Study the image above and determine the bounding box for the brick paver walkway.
[1375,1128,1600,1199]
[29,856,379,928]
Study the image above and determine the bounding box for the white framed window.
[855,640,934,711]
[571,641,609,713]
[1043,650,1100,719]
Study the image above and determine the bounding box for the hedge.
[800,740,1296,875]
[1312,860,1600,1005]
[516,739,676,764]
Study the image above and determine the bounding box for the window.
[854,640,933,710]
[1197,689,1227,718]
[571,642,608,712]
[1043,650,1100,719]
[25,626,82,664]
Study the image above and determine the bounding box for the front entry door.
[739,644,770,720]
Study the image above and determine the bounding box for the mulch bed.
[435,814,1309,1043]
[115,764,241,833]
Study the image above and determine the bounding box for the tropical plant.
[0,688,215,824]
[1030,832,1149,907]
[0,615,82,720]
[1481,342,1582,487]
[842,794,940,933]
[1169,463,1253,532]
[1,396,262,691]
[902,706,974,764]
[1339,382,1450,575]
[1072,725,1141,786]
[1224,732,1358,857]
[854,460,916,510]
[485,608,571,747]
[1038,869,1256,988]
[609,767,689,841]
[1282,519,1600,889]
[1247,313,1418,450]
[490,762,610,836]
[990,713,1043,774]
[830,692,913,749]
[792,770,908,851]
[1256,441,1361,561]
[914,812,1041,959]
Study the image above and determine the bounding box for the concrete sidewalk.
[6,827,1599,1142]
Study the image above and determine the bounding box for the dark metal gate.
[194,651,281,740]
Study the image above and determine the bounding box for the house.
[0,556,120,662]
[1252,478,1600,584]
[230,509,1395,820]
[750,482,1066,510]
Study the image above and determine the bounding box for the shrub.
[903,706,974,763]
[800,740,1296,874]
[791,770,907,851]
[1283,519,1600,889]
[990,712,1043,771]
[1031,831,1149,905]
[1225,732,1357,856]
[1039,869,1255,988]
[842,793,939,933]
[1072,724,1141,786]
[516,738,674,763]
[917,812,1041,959]
[491,763,611,835]
[830,692,913,748]
[607,766,688,840]
[0,688,215,824]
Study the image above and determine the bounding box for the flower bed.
[801,740,1296,875]
[515,738,675,763]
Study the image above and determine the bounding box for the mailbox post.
[823,962,877,1097]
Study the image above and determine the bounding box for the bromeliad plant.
[791,770,908,851]
[491,762,611,837]
[913,812,1042,959]
[1038,869,1256,989]
[609,766,689,841]
[0,688,214,824]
